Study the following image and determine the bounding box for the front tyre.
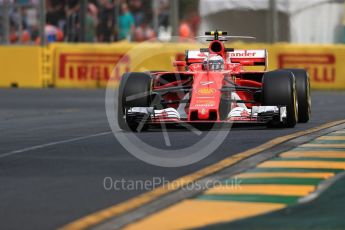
[262,70,298,128]
[117,72,152,132]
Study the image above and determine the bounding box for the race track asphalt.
[0,89,344,230]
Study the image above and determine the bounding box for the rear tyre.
[262,70,298,128]
[283,69,311,123]
[117,72,152,132]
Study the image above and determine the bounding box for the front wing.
[126,106,287,125]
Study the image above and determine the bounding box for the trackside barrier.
[50,42,200,88]
[0,46,43,88]
[221,43,345,90]
[1,43,345,89]
[270,44,345,90]
[41,46,54,87]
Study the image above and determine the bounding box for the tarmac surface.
[0,89,344,230]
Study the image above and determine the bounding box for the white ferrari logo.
[200,81,214,86]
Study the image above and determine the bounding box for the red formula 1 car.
[118,31,311,132]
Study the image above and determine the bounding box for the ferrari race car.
[118,30,311,132]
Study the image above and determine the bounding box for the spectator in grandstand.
[179,20,192,42]
[34,16,64,44]
[129,0,145,27]
[134,17,156,42]
[119,3,135,41]
[65,0,80,42]
[86,3,98,42]
[9,25,18,43]
[188,11,200,38]
[97,0,115,42]
[156,0,169,28]
[21,30,31,44]
[46,0,66,30]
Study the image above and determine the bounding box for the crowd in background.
[1,0,200,44]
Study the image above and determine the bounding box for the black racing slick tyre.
[262,70,298,128]
[117,72,152,132]
[283,69,311,123]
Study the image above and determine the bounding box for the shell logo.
[197,88,216,95]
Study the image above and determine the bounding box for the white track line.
[0,131,112,159]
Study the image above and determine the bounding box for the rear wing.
[228,50,267,68]
[185,49,268,70]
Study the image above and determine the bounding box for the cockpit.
[203,55,225,71]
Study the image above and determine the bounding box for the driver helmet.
[203,55,224,71]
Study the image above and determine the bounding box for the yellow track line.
[334,130,345,134]
[259,161,345,170]
[204,184,316,196]
[281,151,345,159]
[235,172,334,179]
[59,120,345,230]
[124,200,285,230]
[301,143,345,148]
[317,136,345,140]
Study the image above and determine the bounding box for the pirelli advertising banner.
[52,42,196,88]
[52,43,130,88]
[51,42,345,89]
[271,44,345,90]
[220,43,345,90]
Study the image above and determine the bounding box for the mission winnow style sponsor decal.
[124,129,345,230]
